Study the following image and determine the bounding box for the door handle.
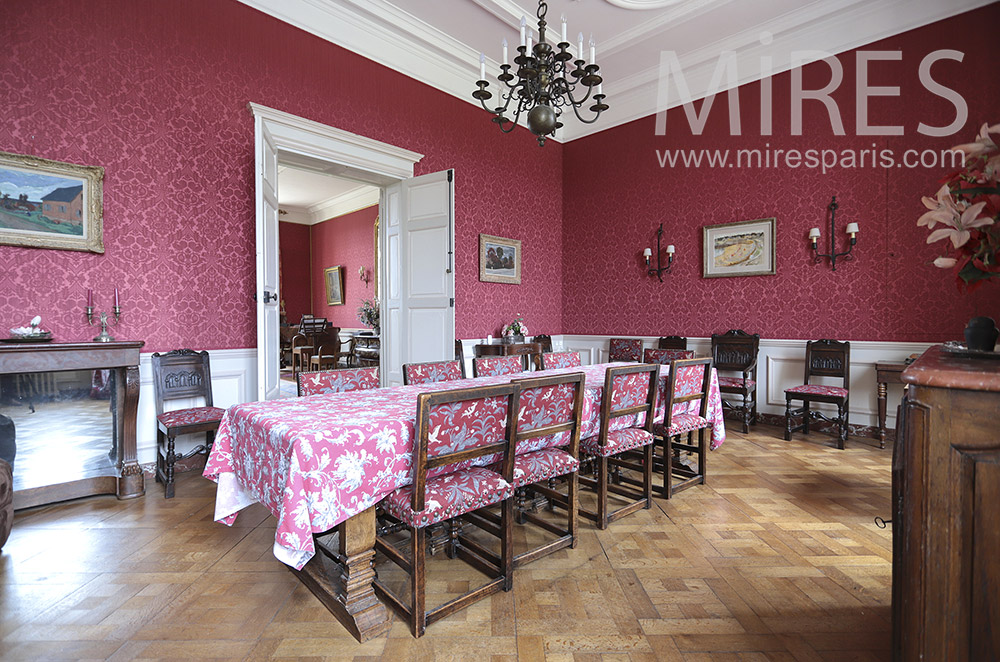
[262,290,277,304]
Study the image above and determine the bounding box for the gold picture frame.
[324,265,345,305]
[703,218,776,278]
[0,150,104,253]
[479,233,522,284]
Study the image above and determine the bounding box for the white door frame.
[249,103,423,398]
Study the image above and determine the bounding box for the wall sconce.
[358,265,371,287]
[644,223,675,281]
[809,195,859,271]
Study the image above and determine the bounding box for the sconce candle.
[114,287,119,308]
[645,223,674,281]
[87,288,93,307]
[810,196,859,271]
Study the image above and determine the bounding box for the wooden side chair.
[784,339,851,449]
[643,348,695,364]
[473,355,524,378]
[308,326,343,372]
[541,351,582,370]
[373,383,519,637]
[658,336,688,350]
[578,363,659,529]
[291,316,328,376]
[151,349,225,498]
[711,329,760,433]
[651,358,713,498]
[296,366,379,396]
[402,359,465,385]
[609,338,643,362]
[531,334,553,369]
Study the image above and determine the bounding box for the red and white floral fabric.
[785,384,848,398]
[473,355,524,378]
[652,413,711,438]
[158,406,225,430]
[423,392,512,478]
[297,367,379,396]
[642,348,695,364]
[384,466,512,528]
[608,338,642,362]
[580,427,654,457]
[404,360,464,385]
[514,379,580,454]
[508,448,579,488]
[205,361,724,569]
[717,375,756,391]
[542,351,582,369]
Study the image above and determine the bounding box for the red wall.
[0,0,563,351]
[561,4,999,342]
[310,205,377,329]
[278,221,311,325]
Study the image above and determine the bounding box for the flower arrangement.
[502,315,528,337]
[357,298,379,331]
[920,122,999,291]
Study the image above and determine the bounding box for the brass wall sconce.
[809,195,859,271]
[644,223,675,281]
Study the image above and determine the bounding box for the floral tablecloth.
[204,362,725,569]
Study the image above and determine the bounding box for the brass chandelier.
[472,0,608,146]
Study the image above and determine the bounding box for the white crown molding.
[278,206,313,225]
[310,187,380,222]
[242,0,991,145]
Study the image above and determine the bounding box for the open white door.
[382,169,455,386]
[254,119,281,401]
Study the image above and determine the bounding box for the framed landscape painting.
[0,151,104,253]
[703,218,776,278]
[479,234,521,284]
[325,265,344,305]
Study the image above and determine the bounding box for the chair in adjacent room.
[473,355,524,378]
[578,363,659,529]
[307,326,343,372]
[541,351,582,370]
[651,357,713,498]
[296,366,380,396]
[784,339,851,449]
[608,338,643,362]
[151,349,225,498]
[711,329,760,433]
[291,316,328,376]
[658,336,688,350]
[402,359,465,385]
[373,383,519,637]
[642,348,695,364]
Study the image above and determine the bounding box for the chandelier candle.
[473,0,607,146]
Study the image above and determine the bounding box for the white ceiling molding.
[310,186,380,223]
[241,0,993,145]
[278,207,314,225]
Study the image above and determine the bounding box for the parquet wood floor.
[0,424,892,661]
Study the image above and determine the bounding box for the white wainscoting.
[558,335,933,429]
[137,349,257,466]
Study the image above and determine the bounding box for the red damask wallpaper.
[561,4,999,342]
[0,0,563,351]
[278,222,311,325]
[310,205,378,330]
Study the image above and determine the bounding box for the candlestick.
[87,288,93,307]
[114,287,119,308]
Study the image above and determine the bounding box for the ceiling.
[241,0,990,143]
[278,164,379,225]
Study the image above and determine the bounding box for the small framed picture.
[0,150,104,253]
[324,265,344,305]
[479,234,521,284]
[703,218,776,278]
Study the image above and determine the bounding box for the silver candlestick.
[86,304,120,342]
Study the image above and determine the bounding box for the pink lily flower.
[918,185,961,229]
[926,201,993,248]
[951,123,1000,160]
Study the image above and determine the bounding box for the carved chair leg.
[838,403,847,450]
[803,402,811,434]
[155,430,164,484]
[643,443,653,509]
[164,434,176,499]
[784,399,794,441]
[411,526,426,638]
[596,456,609,530]
[741,392,750,434]
[751,395,758,425]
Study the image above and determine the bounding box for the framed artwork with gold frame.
[703,218,776,278]
[479,234,521,284]
[324,265,345,305]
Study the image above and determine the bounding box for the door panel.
[255,121,281,401]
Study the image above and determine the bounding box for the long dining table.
[204,361,726,640]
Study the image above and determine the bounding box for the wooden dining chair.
[296,366,379,396]
[784,339,851,449]
[473,355,524,378]
[651,357,713,498]
[541,351,582,370]
[578,363,659,529]
[609,338,643,362]
[151,349,225,498]
[291,316,328,376]
[373,383,519,637]
[711,329,760,433]
[658,336,688,350]
[402,359,465,385]
[308,326,343,372]
[532,334,553,354]
[642,348,695,364]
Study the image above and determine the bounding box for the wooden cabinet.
[893,346,1000,661]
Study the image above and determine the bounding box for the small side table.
[875,360,908,449]
[473,339,543,372]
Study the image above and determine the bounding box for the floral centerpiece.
[920,122,999,291]
[357,299,379,334]
[502,315,528,339]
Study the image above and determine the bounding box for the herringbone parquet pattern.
[1,424,892,660]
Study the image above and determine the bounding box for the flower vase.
[964,316,998,352]
[505,334,524,343]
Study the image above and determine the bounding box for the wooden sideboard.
[0,341,144,509]
[893,346,999,661]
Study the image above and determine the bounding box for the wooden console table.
[875,360,908,449]
[474,338,543,371]
[0,341,144,508]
